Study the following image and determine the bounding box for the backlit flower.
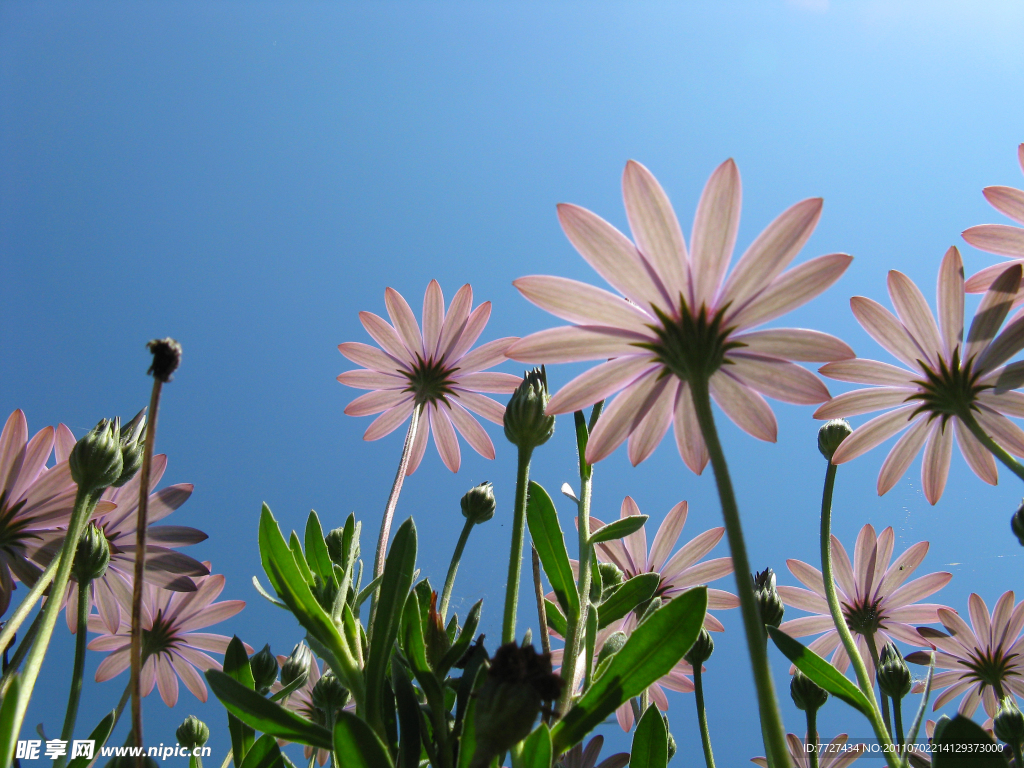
[815,247,1024,504]
[557,736,629,768]
[88,568,246,706]
[507,160,853,470]
[778,524,951,680]
[338,281,521,473]
[752,734,866,768]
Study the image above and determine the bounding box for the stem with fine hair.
[502,446,533,645]
[0,610,42,698]
[0,554,60,660]
[688,377,789,768]
[130,376,164,757]
[865,632,891,736]
[819,460,902,768]
[806,707,819,768]
[693,666,716,768]
[438,515,474,621]
[532,546,551,654]
[892,697,905,750]
[961,410,1024,482]
[55,582,92,768]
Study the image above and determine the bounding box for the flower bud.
[1012,501,1024,547]
[176,715,209,751]
[752,568,785,628]
[503,367,555,451]
[995,696,1024,747]
[249,644,279,695]
[72,523,110,583]
[147,337,182,383]
[280,642,312,688]
[596,631,627,669]
[596,563,624,602]
[876,642,911,700]
[663,714,677,762]
[637,597,662,626]
[932,714,952,742]
[684,628,715,666]
[70,418,124,494]
[324,528,346,566]
[461,482,496,525]
[113,408,147,488]
[790,670,828,712]
[311,671,349,716]
[818,419,853,462]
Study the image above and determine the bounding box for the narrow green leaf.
[66,710,115,768]
[289,531,315,586]
[224,636,256,767]
[334,711,394,768]
[457,700,479,768]
[550,587,707,754]
[402,591,445,707]
[520,724,552,768]
[252,575,289,610]
[392,659,422,768]
[526,481,580,619]
[629,705,667,768]
[544,599,568,637]
[304,511,335,588]
[597,574,659,630]
[767,627,873,716]
[439,599,482,677]
[356,574,384,608]
[0,675,20,768]
[365,517,417,733]
[933,715,1009,767]
[206,669,333,750]
[590,516,649,545]
[239,734,285,768]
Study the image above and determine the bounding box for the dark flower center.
[963,643,1020,694]
[142,609,177,659]
[402,355,457,406]
[909,348,988,423]
[844,599,884,635]
[0,492,35,558]
[637,298,743,383]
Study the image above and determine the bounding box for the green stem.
[866,633,891,737]
[55,582,92,768]
[688,378,789,768]
[0,610,42,698]
[806,707,819,768]
[111,680,132,734]
[893,697,905,750]
[693,666,716,768]
[502,446,533,645]
[1012,743,1023,768]
[819,461,902,768]
[439,516,474,621]
[0,554,61,661]
[962,410,1024,483]
[532,546,551,655]
[5,487,100,761]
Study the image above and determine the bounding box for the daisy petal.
[507,326,649,364]
[622,160,689,301]
[404,409,430,476]
[953,418,997,485]
[430,405,461,473]
[451,390,505,425]
[437,284,473,361]
[447,401,495,460]
[446,302,493,363]
[363,398,415,441]
[384,287,423,355]
[514,276,652,335]
[627,380,677,466]
[728,253,853,330]
[338,342,404,374]
[648,501,688,573]
[547,357,657,415]
[336,369,407,390]
[674,382,709,474]
[849,297,924,369]
[937,246,965,358]
[586,370,665,464]
[921,421,953,505]
[984,185,1024,225]
[975,406,1024,456]
[452,372,523,394]
[359,312,414,365]
[876,416,930,495]
[962,224,1024,258]
[709,371,777,442]
[818,359,917,387]
[813,388,915,420]
[345,389,411,417]
[728,353,830,404]
[888,270,942,365]
[422,280,445,358]
[690,159,741,307]
[456,337,518,374]
[965,264,1021,362]
[731,328,853,362]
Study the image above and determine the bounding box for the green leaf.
[457,700,479,768]
[206,669,333,750]
[590,516,649,545]
[439,599,482,677]
[252,575,289,610]
[767,627,873,716]
[356,575,384,608]
[526,481,580,619]
[239,734,286,768]
[933,715,1009,767]
[520,724,552,768]
[550,587,707,754]
[224,636,256,767]
[334,711,394,768]
[629,705,667,768]
[365,517,417,732]
[0,675,20,768]
[402,591,445,707]
[304,511,335,588]
[597,574,660,630]
[66,710,115,768]
[289,531,315,586]
[391,659,422,768]
[544,599,568,637]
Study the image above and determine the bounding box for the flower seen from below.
[751,734,866,768]
[815,246,1024,503]
[272,653,347,766]
[556,735,629,768]
[507,159,853,471]
[88,567,246,706]
[778,524,951,680]
[338,280,521,473]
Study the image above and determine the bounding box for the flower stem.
[55,582,92,768]
[688,377,789,768]
[502,445,533,645]
[865,632,891,736]
[532,546,551,655]
[961,410,1024,483]
[5,487,100,761]
[0,610,42,698]
[820,461,902,768]
[130,375,165,758]
[892,697,905,749]
[439,515,474,621]
[806,707,819,768]
[693,666,716,768]
[0,554,60,662]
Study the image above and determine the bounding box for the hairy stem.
[0,555,60,661]
[893,697,905,750]
[807,707,819,768]
[689,378,789,768]
[0,610,42,698]
[865,632,891,736]
[55,582,92,768]
[439,515,474,621]
[532,546,551,655]
[502,446,533,645]
[693,666,716,768]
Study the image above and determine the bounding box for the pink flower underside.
[751,734,866,768]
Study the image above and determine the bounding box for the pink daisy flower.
[88,567,246,706]
[337,280,521,473]
[557,736,628,768]
[752,734,867,768]
[778,524,951,680]
[507,160,853,470]
[815,246,1024,504]
[907,591,1024,720]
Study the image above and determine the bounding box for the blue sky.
[3,1,1024,764]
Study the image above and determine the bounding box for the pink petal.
[336,369,407,390]
[384,287,423,356]
[430,405,461,473]
[818,359,917,386]
[54,424,75,464]
[953,418,997,485]
[181,633,235,654]
[731,328,853,362]
[728,253,853,330]
[777,586,829,614]
[0,410,28,494]
[975,406,1024,456]
[962,224,1024,258]
[556,203,663,309]
[95,647,131,681]
[177,600,246,633]
[446,401,495,460]
[451,372,522,394]
[885,606,944,624]
[849,296,926,369]
[720,197,822,314]
[670,557,733,586]
[965,264,1021,362]
[674,381,709,474]
[786,559,826,597]
[870,528,895,600]
[968,594,992,642]
[422,280,445,358]
[921,421,953,505]
[450,390,504,425]
[338,342,404,375]
[513,275,653,335]
[705,588,739,610]
[876,416,930,495]
[547,356,657,415]
[454,337,517,375]
[709,370,777,442]
[690,159,741,307]
[627,379,677,465]
[345,389,411,417]
[813,387,915,419]
[937,246,966,358]
[437,284,473,361]
[156,656,180,707]
[404,410,430,476]
[827,405,916,464]
[648,501,688,573]
[990,591,1019,649]
[984,185,1024,225]
[779,615,835,636]
[363,398,415,441]
[9,426,55,501]
[877,541,929,597]
[585,369,665,463]
[977,315,1024,374]
[829,536,857,601]
[662,528,726,582]
[170,652,209,702]
[619,497,648,573]
[852,524,878,602]
[358,312,415,365]
[507,325,650,364]
[728,353,830,404]
[622,160,689,301]
[885,573,952,612]
[888,270,943,365]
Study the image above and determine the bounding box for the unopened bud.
[752,568,785,628]
[311,671,349,716]
[684,628,715,666]
[176,715,209,751]
[72,523,110,583]
[280,643,312,688]
[995,696,1024,747]
[249,644,279,695]
[70,418,123,493]
[876,643,911,700]
[790,670,828,712]
[461,482,496,525]
[503,367,555,451]
[147,338,182,383]
[596,631,627,668]
[818,419,853,462]
[596,563,624,602]
[113,408,146,487]
[1012,501,1024,547]
[663,714,677,762]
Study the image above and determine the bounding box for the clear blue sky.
[3,1,1024,764]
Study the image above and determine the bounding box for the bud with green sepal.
[663,714,677,763]
[461,481,496,524]
[686,627,717,768]
[595,630,627,674]
[596,562,624,602]
[818,419,853,462]
[113,408,147,488]
[685,628,715,667]
[249,644,278,695]
[72,523,111,584]
[503,367,555,451]
[176,715,209,768]
[752,568,784,629]
[995,696,1024,765]
[790,670,827,712]
[279,642,312,692]
[876,642,912,747]
[311,671,349,727]
[1013,501,1024,547]
[70,418,124,495]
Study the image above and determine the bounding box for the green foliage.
[767,627,873,717]
[630,706,668,768]
[224,636,256,767]
[238,734,286,768]
[596,574,660,630]
[66,710,115,768]
[334,711,394,768]
[932,715,1009,767]
[526,481,580,619]
[519,724,552,768]
[590,516,649,545]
